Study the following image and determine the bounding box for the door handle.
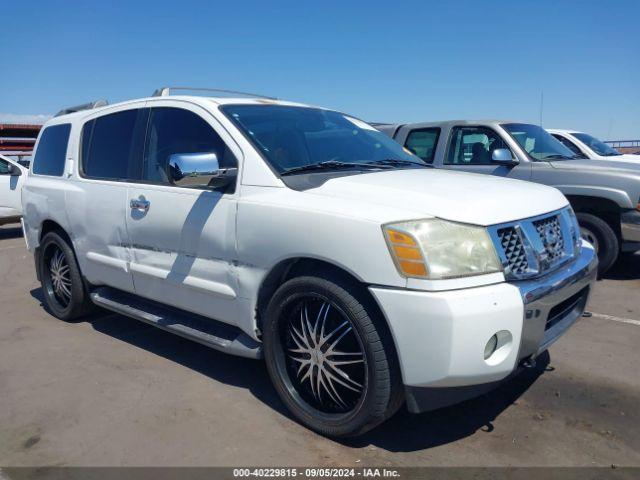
[130,196,150,212]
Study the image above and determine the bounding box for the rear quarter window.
[32,124,71,176]
[405,128,440,163]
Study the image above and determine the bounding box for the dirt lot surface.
[0,224,638,467]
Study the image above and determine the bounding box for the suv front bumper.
[369,240,597,413]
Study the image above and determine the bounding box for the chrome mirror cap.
[168,152,221,187]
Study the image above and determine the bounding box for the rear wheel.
[263,274,402,437]
[39,231,93,321]
[576,212,619,276]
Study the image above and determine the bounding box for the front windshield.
[571,132,621,156]
[502,123,578,161]
[222,104,422,174]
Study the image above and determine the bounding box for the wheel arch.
[255,257,401,372]
[566,195,622,237]
[35,219,75,281]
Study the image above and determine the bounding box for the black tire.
[263,274,402,437]
[38,231,93,321]
[576,212,619,276]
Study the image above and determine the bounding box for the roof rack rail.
[55,100,108,117]
[152,86,277,100]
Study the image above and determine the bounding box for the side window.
[32,124,71,176]
[446,126,511,165]
[0,159,9,174]
[405,128,440,164]
[81,109,147,181]
[143,107,237,188]
[551,134,582,155]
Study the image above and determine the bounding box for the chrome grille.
[489,208,580,280]
[497,227,528,275]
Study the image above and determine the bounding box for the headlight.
[383,218,502,280]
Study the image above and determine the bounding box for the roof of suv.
[49,95,316,124]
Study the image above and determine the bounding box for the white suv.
[23,88,598,437]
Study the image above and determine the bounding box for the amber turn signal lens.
[384,227,428,278]
[387,230,417,246]
[398,260,427,277]
[393,245,422,260]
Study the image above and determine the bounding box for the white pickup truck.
[0,153,27,225]
[22,89,597,437]
[548,129,640,164]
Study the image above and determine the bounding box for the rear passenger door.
[441,126,531,180]
[125,102,242,326]
[69,104,148,293]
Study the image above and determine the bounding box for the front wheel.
[576,212,619,276]
[263,274,402,437]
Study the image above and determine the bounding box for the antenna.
[539,90,544,127]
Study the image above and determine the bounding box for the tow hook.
[521,356,537,369]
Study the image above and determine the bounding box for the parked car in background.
[548,129,640,163]
[22,90,598,437]
[0,153,26,225]
[377,120,640,275]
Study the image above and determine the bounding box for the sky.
[1,0,639,139]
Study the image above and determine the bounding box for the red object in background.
[0,124,42,151]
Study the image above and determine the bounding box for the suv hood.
[303,168,568,226]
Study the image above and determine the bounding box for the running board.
[90,287,262,359]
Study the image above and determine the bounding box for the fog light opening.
[484,334,498,360]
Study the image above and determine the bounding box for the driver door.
[439,126,531,180]
[125,102,242,326]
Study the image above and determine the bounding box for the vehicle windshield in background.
[572,132,622,156]
[502,123,578,161]
[222,105,424,174]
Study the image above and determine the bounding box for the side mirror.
[168,152,237,189]
[8,163,22,176]
[491,148,519,166]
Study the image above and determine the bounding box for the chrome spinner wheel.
[44,244,72,308]
[282,296,367,415]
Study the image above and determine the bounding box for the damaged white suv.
[23,88,597,437]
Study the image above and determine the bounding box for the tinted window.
[405,128,440,164]
[445,126,510,165]
[551,134,583,156]
[32,124,71,176]
[143,107,237,186]
[82,109,146,180]
[0,159,9,174]
[222,105,419,174]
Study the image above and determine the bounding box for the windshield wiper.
[542,154,573,160]
[281,160,381,176]
[362,158,431,168]
[603,152,622,156]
